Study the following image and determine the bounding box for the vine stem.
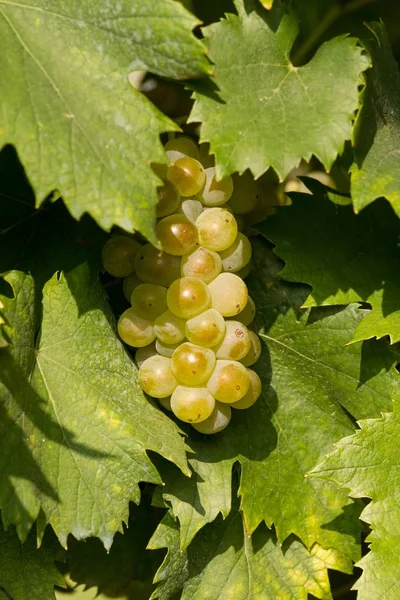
[292,0,378,65]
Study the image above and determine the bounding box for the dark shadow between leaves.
[358,336,398,389]
[306,305,348,326]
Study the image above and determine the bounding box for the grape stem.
[292,0,378,65]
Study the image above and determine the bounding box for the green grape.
[207,359,250,403]
[241,331,262,366]
[118,308,155,347]
[155,338,183,358]
[228,171,260,215]
[152,162,168,179]
[158,396,173,412]
[156,180,180,218]
[171,386,215,423]
[232,369,261,409]
[123,272,142,302]
[236,261,253,280]
[154,310,186,344]
[177,199,204,223]
[196,208,238,251]
[134,244,181,288]
[156,214,198,256]
[131,283,167,320]
[181,247,222,283]
[102,236,141,277]
[196,167,233,207]
[229,296,255,326]
[165,136,199,164]
[167,157,206,197]
[171,342,216,386]
[208,273,248,317]
[192,401,231,434]
[135,343,158,368]
[235,214,246,232]
[185,309,226,348]
[139,355,178,398]
[167,277,211,319]
[215,320,251,361]
[198,142,215,168]
[219,233,252,273]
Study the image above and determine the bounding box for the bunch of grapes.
[101,137,263,435]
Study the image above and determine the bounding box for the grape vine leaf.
[260,193,400,344]
[311,398,400,600]
[0,523,65,600]
[153,239,396,556]
[189,0,369,180]
[351,22,400,217]
[0,264,188,548]
[0,0,210,242]
[149,507,352,600]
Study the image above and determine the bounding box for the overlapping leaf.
[352,22,400,217]
[154,238,396,557]
[190,0,369,180]
[311,398,400,600]
[0,523,65,600]
[149,507,353,600]
[0,0,210,241]
[0,265,188,547]
[260,193,400,344]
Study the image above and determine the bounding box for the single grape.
[102,236,141,277]
[208,273,248,317]
[158,396,173,412]
[232,369,261,409]
[118,308,155,347]
[167,277,211,319]
[156,180,180,218]
[135,343,157,368]
[156,338,183,358]
[196,208,238,251]
[167,157,206,197]
[156,214,198,256]
[177,199,204,223]
[154,310,186,344]
[185,309,226,348]
[123,272,142,302]
[171,342,216,386]
[165,136,199,163]
[219,233,252,273]
[198,142,215,168]
[139,355,178,398]
[236,261,253,280]
[241,331,262,367]
[192,402,231,434]
[196,167,233,207]
[229,296,255,326]
[131,284,167,320]
[181,247,222,283]
[215,321,251,361]
[207,360,250,403]
[171,386,215,423]
[134,244,181,288]
[228,171,260,215]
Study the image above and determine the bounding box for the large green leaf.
[352,23,400,217]
[260,193,400,344]
[0,0,210,241]
[189,0,369,180]
[311,398,400,600]
[0,265,188,547]
[0,523,65,600]
[153,239,395,555]
[149,507,352,600]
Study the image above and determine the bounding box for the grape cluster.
[101,137,263,435]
